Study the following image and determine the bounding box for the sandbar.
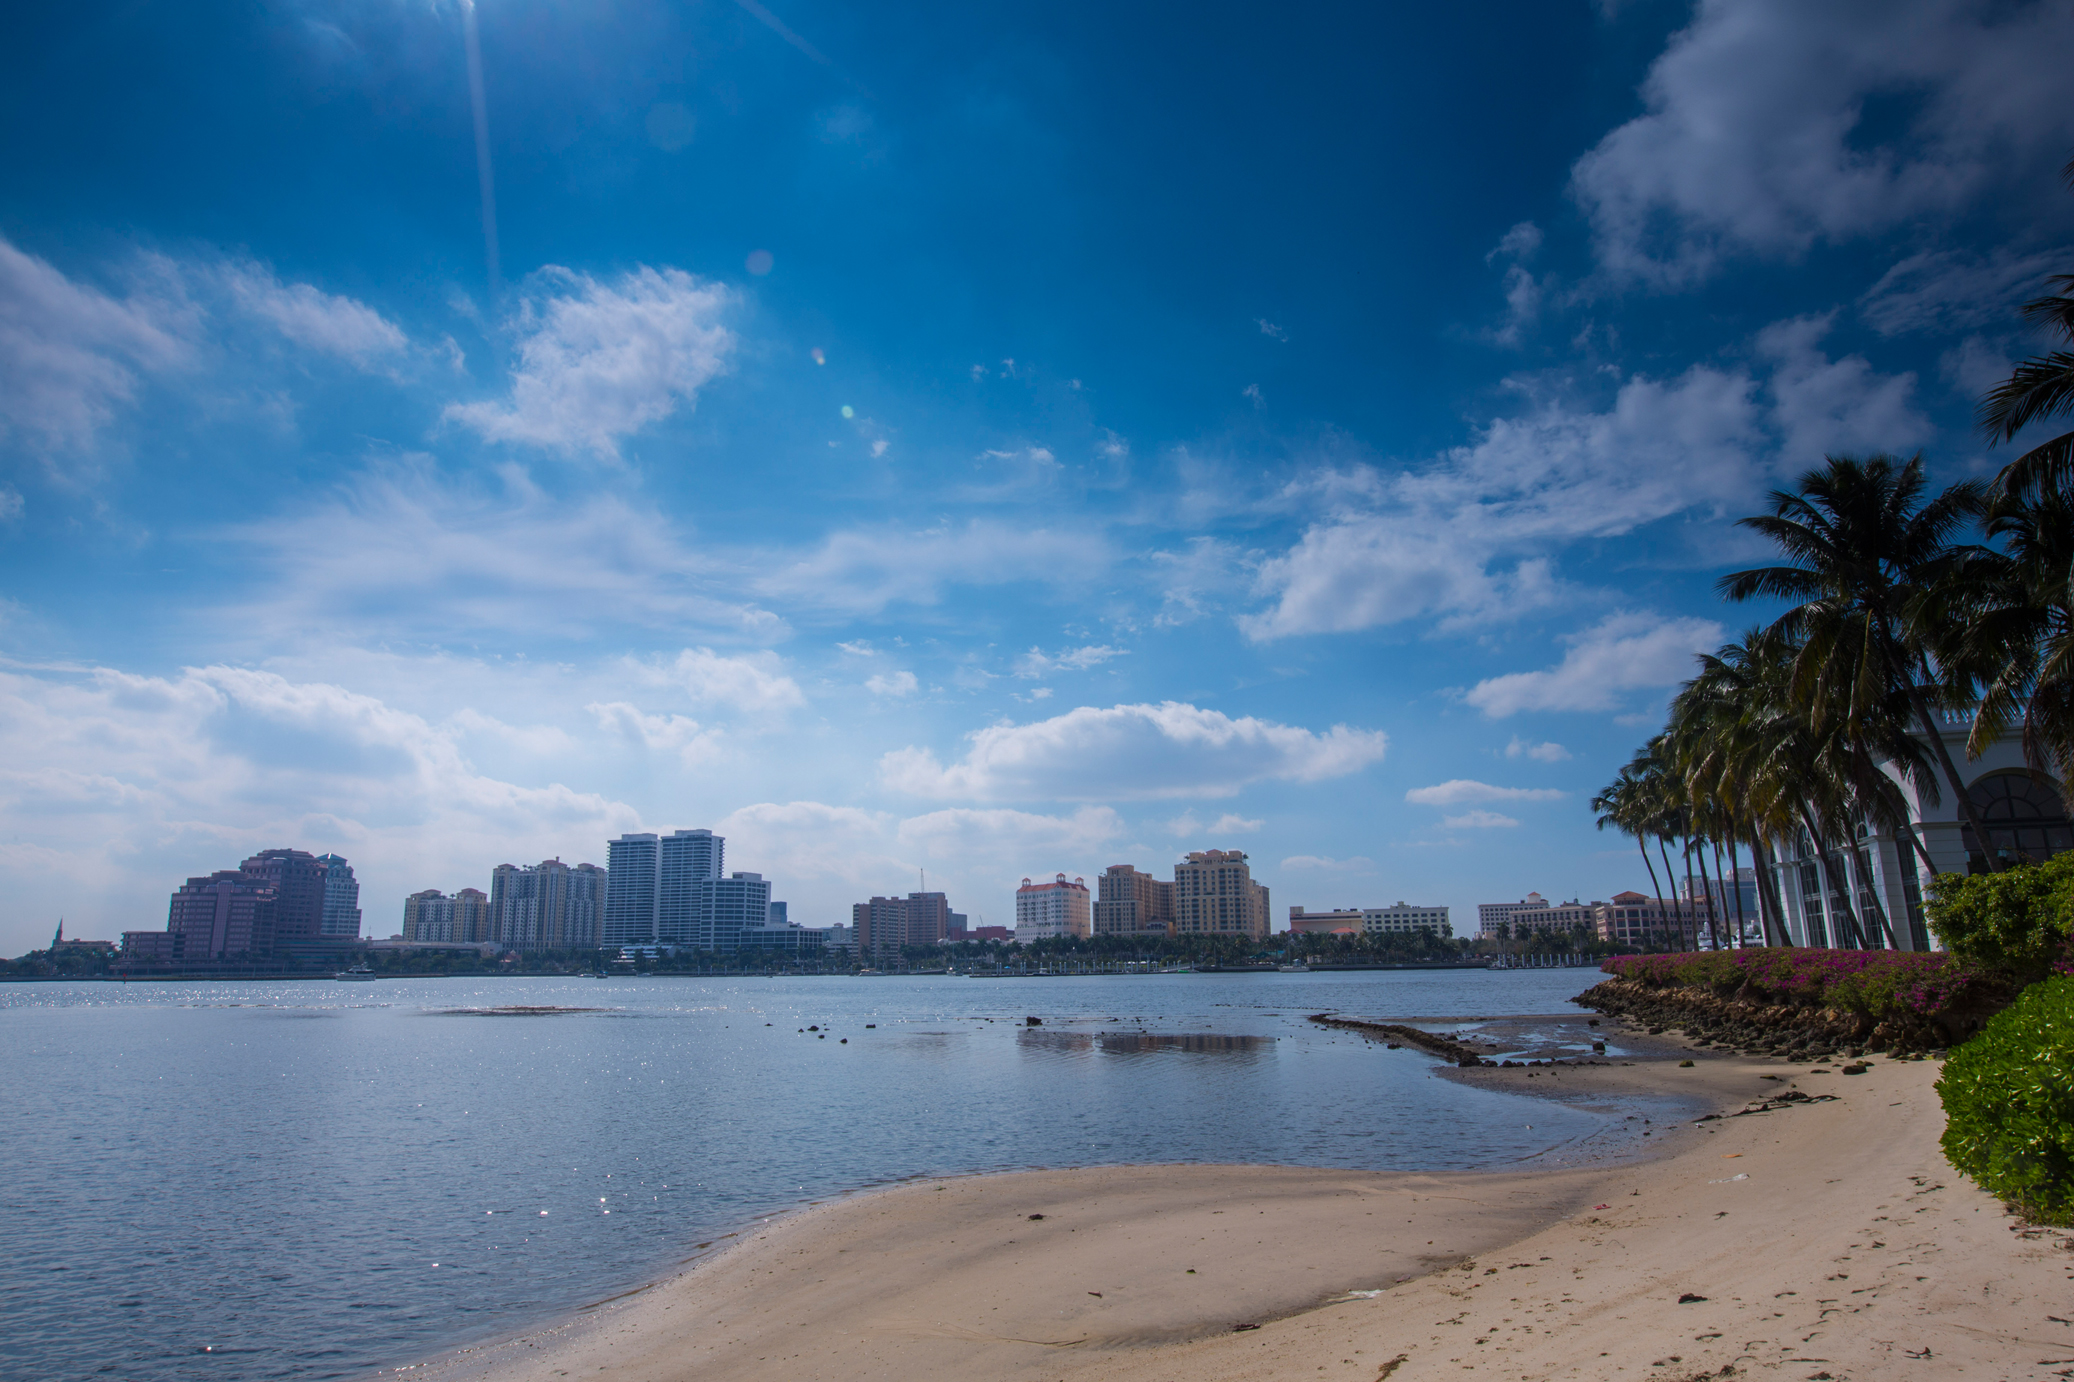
[396,1032,2074,1382]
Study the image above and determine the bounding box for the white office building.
[604,834,661,946]
[1361,903,1452,937]
[1766,722,2070,951]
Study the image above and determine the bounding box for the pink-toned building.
[1016,874,1092,940]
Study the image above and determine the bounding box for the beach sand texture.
[406,1055,2074,1382]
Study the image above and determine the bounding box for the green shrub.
[1924,854,2074,980]
[1938,975,2074,1224]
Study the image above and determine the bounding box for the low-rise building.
[1287,906,1364,936]
[1477,893,1549,939]
[1361,903,1452,937]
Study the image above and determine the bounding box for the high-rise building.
[1016,874,1092,940]
[1171,850,1268,939]
[658,829,723,944]
[314,854,362,939]
[403,889,456,942]
[852,896,908,962]
[702,872,772,951]
[1093,864,1173,936]
[455,887,491,943]
[490,859,608,949]
[604,834,661,946]
[239,849,328,946]
[903,891,950,946]
[129,870,279,961]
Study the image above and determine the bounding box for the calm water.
[0,969,1618,1382]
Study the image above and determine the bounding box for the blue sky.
[4,0,2072,952]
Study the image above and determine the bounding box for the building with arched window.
[1768,719,2072,952]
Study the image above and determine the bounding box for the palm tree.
[1945,486,2074,796]
[1978,155,2074,500]
[1719,454,2003,872]
[1592,764,1671,941]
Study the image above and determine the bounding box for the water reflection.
[1019,1030,1276,1057]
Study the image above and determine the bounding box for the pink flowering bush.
[1601,947,2010,1021]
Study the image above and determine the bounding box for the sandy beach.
[398,1033,2074,1382]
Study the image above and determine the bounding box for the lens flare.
[746,249,774,275]
[810,347,825,365]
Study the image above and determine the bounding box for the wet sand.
[393,1023,2074,1382]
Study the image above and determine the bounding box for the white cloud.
[1245,366,1761,639]
[1257,319,1287,341]
[1442,810,1520,829]
[897,806,1123,866]
[446,265,733,458]
[1572,0,2074,286]
[1404,779,1566,807]
[1280,854,1375,872]
[866,670,919,697]
[1505,735,1572,762]
[0,487,21,521]
[219,262,406,366]
[1164,810,1264,837]
[1859,246,2067,337]
[1465,610,1725,717]
[0,661,641,949]
[585,701,724,765]
[881,701,1388,802]
[1756,314,1931,462]
[228,462,783,643]
[0,237,193,453]
[624,647,804,715]
[757,520,1110,614]
[1013,644,1125,678]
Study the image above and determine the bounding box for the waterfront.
[1,969,1616,1382]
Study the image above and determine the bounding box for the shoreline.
[387,1018,2074,1382]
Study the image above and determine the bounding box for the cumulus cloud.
[866,670,919,697]
[880,702,1388,802]
[1757,314,1931,462]
[1442,810,1521,829]
[1572,0,2074,286]
[1013,645,1125,678]
[1404,779,1566,807]
[0,661,640,948]
[1465,610,1724,717]
[446,265,732,458]
[219,262,406,366]
[624,647,804,715]
[897,806,1124,865]
[1505,735,1572,762]
[0,237,193,452]
[585,701,723,765]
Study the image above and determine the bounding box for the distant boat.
[335,965,378,981]
[1276,962,1310,972]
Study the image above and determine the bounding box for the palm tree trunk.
[1655,835,1683,950]
[1637,838,1665,948]
[1854,843,1900,950]
[1696,842,1722,950]
[1727,835,1749,948]
[1750,835,1790,947]
[1907,682,2002,873]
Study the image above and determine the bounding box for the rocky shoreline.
[1574,974,1959,1058]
